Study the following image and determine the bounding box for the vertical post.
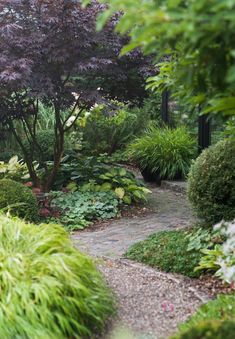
[198,114,211,153]
[161,90,170,125]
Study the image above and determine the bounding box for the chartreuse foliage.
[0,214,113,338]
[0,179,38,222]
[128,125,196,179]
[188,139,235,224]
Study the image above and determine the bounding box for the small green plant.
[188,139,235,224]
[51,190,119,230]
[0,156,30,182]
[173,294,235,337]
[0,214,114,338]
[80,101,149,155]
[128,125,196,180]
[0,179,38,221]
[80,166,151,205]
[172,320,235,339]
[125,230,203,278]
[195,245,223,273]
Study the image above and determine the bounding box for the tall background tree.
[96,0,235,128]
[0,0,152,191]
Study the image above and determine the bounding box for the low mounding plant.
[188,139,235,224]
[173,320,235,339]
[0,215,113,338]
[128,125,196,181]
[173,294,235,338]
[0,179,38,221]
[51,190,119,230]
[0,155,29,182]
[125,230,203,278]
[80,101,149,156]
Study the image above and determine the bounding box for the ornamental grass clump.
[128,125,196,181]
[0,215,114,338]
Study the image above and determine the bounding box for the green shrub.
[187,139,235,224]
[174,294,235,336]
[0,156,29,182]
[23,130,70,164]
[128,125,196,180]
[125,230,203,278]
[80,101,150,156]
[173,320,235,339]
[0,179,38,221]
[51,190,119,230]
[0,214,113,338]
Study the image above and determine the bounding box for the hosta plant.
[80,166,151,205]
[128,125,196,181]
[0,155,30,182]
[0,214,114,338]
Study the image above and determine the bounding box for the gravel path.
[71,186,210,339]
[99,259,210,339]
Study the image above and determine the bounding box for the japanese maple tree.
[0,0,152,191]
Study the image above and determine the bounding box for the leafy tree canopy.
[96,0,235,118]
[0,0,152,190]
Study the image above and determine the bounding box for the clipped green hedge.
[0,215,114,338]
[0,179,38,221]
[173,320,235,339]
[188,139,235,224]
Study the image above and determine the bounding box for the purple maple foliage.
[0,0,153,191]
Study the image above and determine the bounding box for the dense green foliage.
[128,125,196,180]
[80,102,150,155]
[0,214,113,338]
[125,230,202,278]
[173,320,235,339]
[96,0,235,128]
[188,139,235,224]
[54,156,150,205]
[0,179,38,221]
[174,294,235,336]
[0,156,29,182]
[51,191,119,230]
[23,130,69,164]
[79,166,151,205]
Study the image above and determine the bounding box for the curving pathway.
[72,186,210,339]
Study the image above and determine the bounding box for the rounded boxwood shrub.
[188,139,235,224]
[128,125,196,182]
[0,215,113,338]
[173,320,235,339]
[0,179,38,221]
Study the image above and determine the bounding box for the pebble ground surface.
[72,185,211,339]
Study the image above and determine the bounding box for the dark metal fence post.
[198,114,211,153]
[161,90,170,125]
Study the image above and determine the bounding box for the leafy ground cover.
[125,230,203,278]
[172,294,235,338]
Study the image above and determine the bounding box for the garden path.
[72,186,210,339]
